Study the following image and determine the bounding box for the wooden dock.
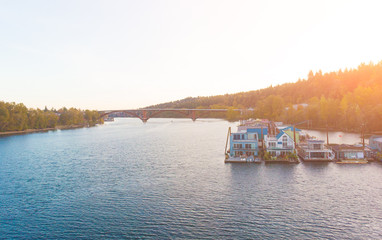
[264,159,299,164]
[336,159,368,164]
[225,158,261,163]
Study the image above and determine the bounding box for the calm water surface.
[303,129,367,145]
[1,118,382,239]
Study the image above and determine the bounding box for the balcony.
[233,147,257,150]
[267,145,294,150]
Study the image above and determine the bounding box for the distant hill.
[148,61,382,132]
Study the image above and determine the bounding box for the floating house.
[297,139,334,162]
[329,144,368,164]
[229,129,260,158]
[264,129,296,157]
[227,120,268,162]
[226,119,299,163]
[262,123,299,160]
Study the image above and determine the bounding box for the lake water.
[303,129,367,145]
[1,118,382,239]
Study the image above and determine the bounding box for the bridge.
[99,108,247,123]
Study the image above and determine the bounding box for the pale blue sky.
[1,0,382,110]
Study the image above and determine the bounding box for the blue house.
[229,126,268,158]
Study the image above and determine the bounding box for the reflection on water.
[0,118,381,239]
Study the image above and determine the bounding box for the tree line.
[0,102,103,132]
[148,61,382,132]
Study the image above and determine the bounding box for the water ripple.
[1,119,382,239]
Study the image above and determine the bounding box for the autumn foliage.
[150,61,382,132]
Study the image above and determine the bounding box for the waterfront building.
[226,119,299,162]
[329,144,368,163]
[297,139,334,162]
[229,129,260,158]
[264,128,296,157]
[226,119,268,162]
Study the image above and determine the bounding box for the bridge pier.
[191,110,196,122]
[141,110,149,123]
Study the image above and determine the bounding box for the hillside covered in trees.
[149,61,382,132]
[0,102,103,132]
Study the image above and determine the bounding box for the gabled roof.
[276,130,287,139]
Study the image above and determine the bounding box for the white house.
[264,129,295,157]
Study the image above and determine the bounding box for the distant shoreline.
[297,126,378,136]
[0,125,88,137]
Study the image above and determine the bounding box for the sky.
[1,0,382,110]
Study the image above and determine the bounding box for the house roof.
[281,126,302,132]
[247,128,268,135]
[276,130,285,139]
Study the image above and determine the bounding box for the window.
[233,134,240,140]
[245,144,251,149]
[269,142,276,148]
[282,135,288,148]
[234,144,242,149]
[344,152,357,159]
[313,144,321,150]
[248,133,257,140]
[311,152,325,158]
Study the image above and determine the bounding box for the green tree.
[0,102,10,131]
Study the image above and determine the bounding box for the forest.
[0,102,103,132]
[149,61,382,132]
